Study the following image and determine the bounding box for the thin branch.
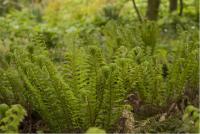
[132,0,143,22]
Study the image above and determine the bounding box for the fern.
[12,45,81,132]
[166,28,199,103]
[0,69,14,104]
[84,46,106,126]
[100,63,125,130]
[139,21,159,54]
[0,20,198,133]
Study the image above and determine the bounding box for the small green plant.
[0,104,27,133]
[181,105,200,133]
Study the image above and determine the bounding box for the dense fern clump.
[0,19,198,133]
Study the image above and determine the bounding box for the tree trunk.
[169,0,178,12]
[146,0,161,20]
[179,0,183,16]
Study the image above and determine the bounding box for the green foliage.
[140,21,159,54]
[181,105,200,133]
[13,45,82,132]
[0,104,9,118]
[0,1,198,132]
[0,104,27,133]
[166,27,199,103]
[86,127,106,134]
[0,22,199,132]
[139,105,200,133]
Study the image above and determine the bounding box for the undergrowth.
[0,20,199,133]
